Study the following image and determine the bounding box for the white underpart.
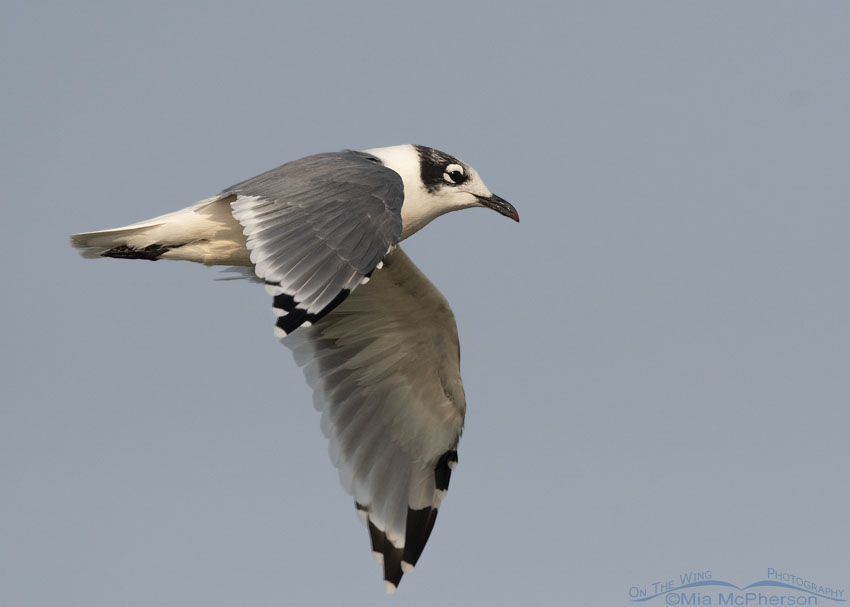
[69,196,250,266]
[364,144,494,240]
[71,144,497,269]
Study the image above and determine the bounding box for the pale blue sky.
[2,2,849,605]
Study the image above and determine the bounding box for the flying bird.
[70,144,519,593]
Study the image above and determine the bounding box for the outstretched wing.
[283,247,466,592]
[226,151,404,336]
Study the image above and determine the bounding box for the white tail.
[70,195,251,266]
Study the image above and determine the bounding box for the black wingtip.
[383,541,405,589]
[358,503,413,592]
[272,287,351,336]
[402,506,439,570]
[365,519,405,591]
[353,451,460,592]
[434,449,458,492]
[101,243,177,261]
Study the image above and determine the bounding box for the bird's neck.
[399,192,471,241]
[362,144,475,241]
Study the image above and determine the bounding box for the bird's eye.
[442,164,467,185]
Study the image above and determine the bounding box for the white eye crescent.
[442,164,466,184]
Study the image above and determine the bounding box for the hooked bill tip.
[477,193,519,223]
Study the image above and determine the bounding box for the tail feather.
[70,225,170,259]
[70,195,251,266]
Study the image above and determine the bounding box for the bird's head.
[363,144,519,240]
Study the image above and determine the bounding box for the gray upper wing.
[283,247,466,592]
[226,150,404,335]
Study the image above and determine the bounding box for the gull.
[70,144,519,593]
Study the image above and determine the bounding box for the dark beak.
[476,193,520,222]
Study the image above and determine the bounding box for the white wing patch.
[283,247,465,591]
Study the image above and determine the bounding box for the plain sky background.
[2,2,848,605]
